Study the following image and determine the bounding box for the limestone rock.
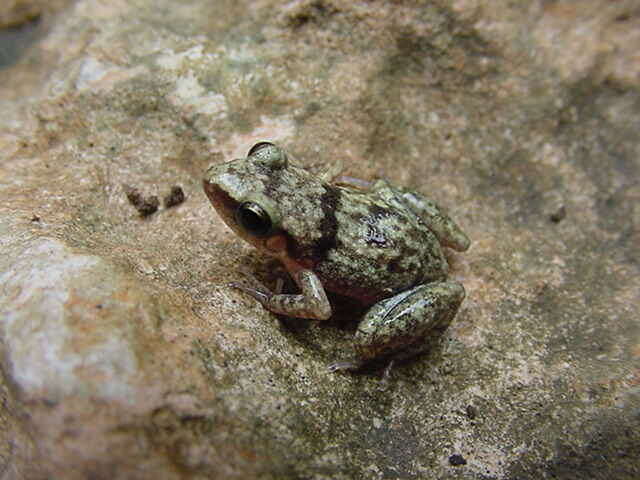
[0,1,638,479]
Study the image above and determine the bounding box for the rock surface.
[0,0,639,479]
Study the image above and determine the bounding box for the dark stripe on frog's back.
[285,183,342,263]
[312,184,341,261]
[283,182,448,303]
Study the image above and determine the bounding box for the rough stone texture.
[0,1,41,29]
[0,1,72,71]
[0,0,639,479]
[0,1,71,30]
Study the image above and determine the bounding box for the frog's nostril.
[203,164,224,186]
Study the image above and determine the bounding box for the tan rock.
[0,1,638,479]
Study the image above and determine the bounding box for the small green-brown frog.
[203,142,470,372]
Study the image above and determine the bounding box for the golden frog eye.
[235,201,272,236]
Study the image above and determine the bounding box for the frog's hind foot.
[327,358,364,373]
[328,358,396,390]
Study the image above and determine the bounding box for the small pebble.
[124,185,159,217]
[549,205,566,223]
[466,405,477,420]
[164,186,185,208]
[449,454,467,466]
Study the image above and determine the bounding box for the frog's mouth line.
[203,180,240,230]
[204,180,287,256]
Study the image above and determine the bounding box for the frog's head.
[203,141,290,257]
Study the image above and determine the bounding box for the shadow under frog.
[203,142,470,373]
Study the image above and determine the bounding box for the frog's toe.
[327,358,364,373]
[233,266,272,293]
[228,282,272,304]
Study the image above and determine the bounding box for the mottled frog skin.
[203,142,470,372]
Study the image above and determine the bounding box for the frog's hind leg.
[329,281,465,373]
[372,179,470,252]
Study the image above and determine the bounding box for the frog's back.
[283,183,448,304]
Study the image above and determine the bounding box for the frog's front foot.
[231,269,332,321]
[229,281,273,304]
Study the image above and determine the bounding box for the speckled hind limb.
[329,281,465,372]
[393,184,470,252]
[331,175,470,252]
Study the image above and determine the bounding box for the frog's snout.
[202,164,227,206]
[203,164,221,186]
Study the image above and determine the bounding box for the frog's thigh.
[354,281,465,362]
[266,269,332,320]
[372,179,470,252]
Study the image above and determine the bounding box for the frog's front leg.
[329,281,465,372]
[231,269,332,320]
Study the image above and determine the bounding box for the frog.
[203,141,470,373]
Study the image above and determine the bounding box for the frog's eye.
[248,141,276,157]
[236,201,272,236]
[247,141,288,168]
